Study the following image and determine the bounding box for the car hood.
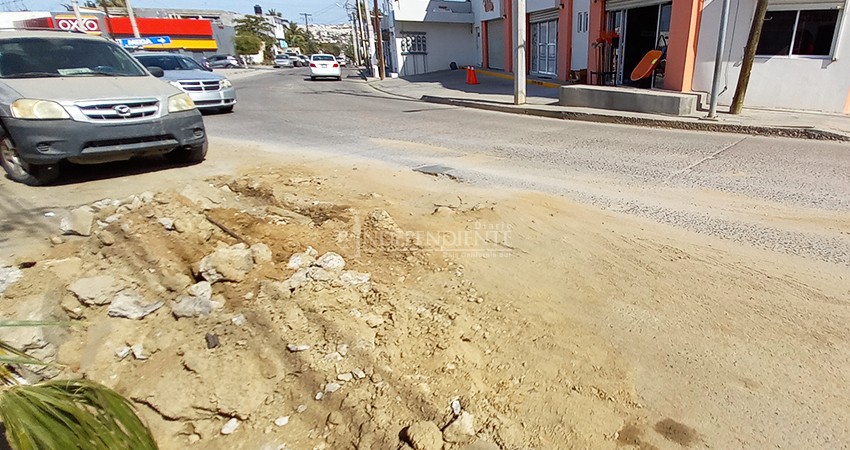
[159,70,224,82]
[0,76,181,103]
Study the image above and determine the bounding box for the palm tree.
[284,23,308,50]
[0,322,156,450]
[266,8,283,18]
[95,0,126,6]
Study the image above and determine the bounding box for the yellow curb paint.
[476,69,562,89]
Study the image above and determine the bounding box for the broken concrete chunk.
[60,207,95,236]
[158,218,175,231]
[131,343,147,360]
[221,418,240,435]
[107,293,163,320]
[283,268,311,290]
[351,368,366,380]
[324,382,341,394]
[251,243,273,264]
[196,245,254,283]
[172,296,214,319]
[96,231,116,246]
[286,251,316,270]
[68,275,122,306]
[315,252,345,271]
[116,346,132,360]
[274,416,289,427]
[287,344,309,352]
[339,271,371,286]
[306,267,336,282]
[231,313,247,327]
[443,411,476,443]
[0,266,23,296]
[187,281,212,300]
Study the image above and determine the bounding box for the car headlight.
[168,93,196,113]
[220,79,232,89]
[10,99,70,119]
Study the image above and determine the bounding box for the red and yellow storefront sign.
[106,17,217,51]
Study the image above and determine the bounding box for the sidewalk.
[368,70,850,141]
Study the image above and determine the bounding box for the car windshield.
[136,55,202,71]
[275,55,289,60]
[312,55,335,61]
[0,37,147,78]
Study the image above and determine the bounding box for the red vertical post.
[557,0,572,82]
[482,20,490,68]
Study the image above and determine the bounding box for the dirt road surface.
[1,75,849,450]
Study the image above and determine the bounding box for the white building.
[383,0,478,76]
[693,0,850,113]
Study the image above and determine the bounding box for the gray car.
[273,54,294,68]
[0,30,207,186]
[134,53,236,113]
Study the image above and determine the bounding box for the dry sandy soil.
[1,139,848,450]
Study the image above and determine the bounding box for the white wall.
[528,0,559,12]
[394,0,474,22]
[693,0,850,113]
[395,21,477,74]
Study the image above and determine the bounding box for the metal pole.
[707,0,731,119]
[363,0,378,77]
[373,0,385,79]
[514,0,527,105]
[125,0,141,38]
[71,0,85,33]
[350,12,361,65]
[355,0,366,64]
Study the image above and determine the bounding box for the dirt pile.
[1,170,641,449]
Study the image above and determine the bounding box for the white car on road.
[309,54,341,81]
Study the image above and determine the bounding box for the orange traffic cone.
[466,66,479,85]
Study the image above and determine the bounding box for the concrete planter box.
[559,85,698,116]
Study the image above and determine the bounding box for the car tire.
[310,76,316,81]
[336,76,342,81]
[218,106,234,113]
[0,135,59,186]
[226,63,236,68]
[165,143,207,164]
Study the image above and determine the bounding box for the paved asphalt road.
[203,68,850,266]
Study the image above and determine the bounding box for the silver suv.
[0,30,207,185]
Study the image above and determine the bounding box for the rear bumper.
[187,87,237,110]
[311,68,341,77]
[3,110,207,164]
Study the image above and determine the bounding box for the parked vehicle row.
[134,52,236,113]
[0,30,209,186]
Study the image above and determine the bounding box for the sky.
[12,0,352,24]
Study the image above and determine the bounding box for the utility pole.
[100,0,113,39]
[356,0,367,66]
[373,0,385,79]
[349,11,361,65]
[125,0,141,38]
[707,0,731,118]
[730,0,769,114]
[363,0,378,77]
[300,12,313,52]
[70,0,85,33]
[514,0,527,105]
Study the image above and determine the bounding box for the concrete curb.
[419,96,850,142]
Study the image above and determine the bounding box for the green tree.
[266,8,282,18]
[234,34,263,56]
[0,322,157,450]
[284,23,308,51]
[95,0,126,6]
[235,16,276,62]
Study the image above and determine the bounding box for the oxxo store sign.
[54,15,102,35]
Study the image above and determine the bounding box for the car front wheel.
[165,143,207,164]
[0,135,59,186]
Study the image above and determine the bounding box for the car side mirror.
[148,66,164,78]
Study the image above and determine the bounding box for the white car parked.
[309,54,341,81]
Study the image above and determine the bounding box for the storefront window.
[757,9,839,57]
